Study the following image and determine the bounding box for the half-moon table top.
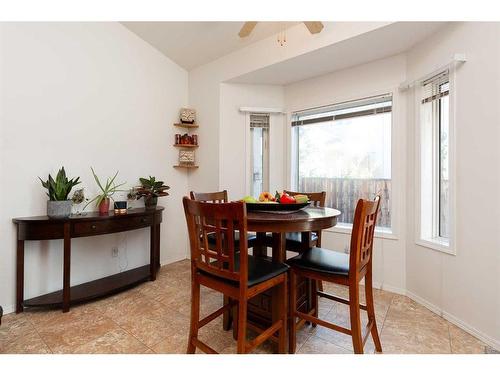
[247,206,341,233]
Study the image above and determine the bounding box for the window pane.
[295,109,391,228]
[250,127,269,197]
[439,94,450,238]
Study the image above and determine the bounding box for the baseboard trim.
[2,304,15,316]
[406,290,500,351]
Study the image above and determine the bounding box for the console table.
[13,207,163,313]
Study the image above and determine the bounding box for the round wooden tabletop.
[247,206,341,233]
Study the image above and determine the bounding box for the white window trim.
[324,223,398,241]
[414,69,457,255]
[285,87,403,240]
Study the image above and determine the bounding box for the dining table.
[242,206,341,336]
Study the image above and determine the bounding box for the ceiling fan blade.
[239,22,258,38]
[303,21,324,34]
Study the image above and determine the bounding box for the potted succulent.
[84,167,126,214]
[134,176,170,209]
[39,167,81,218]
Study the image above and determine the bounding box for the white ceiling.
[228,22,448,85]
[121,21,300,70]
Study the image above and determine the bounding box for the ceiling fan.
[238,21,324,38]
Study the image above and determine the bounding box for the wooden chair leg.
[318,280,324,292]
[365,269,382,353]
[288,271,297,354]
[278,275,288,353]
[236,298,248,354]
[187,275,201,354]
[223,295,232,331]
[349,281,363,354]
[311,279,318,327]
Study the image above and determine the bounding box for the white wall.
[405,22,500,348]
[0,23,189,313]
[219,83,285,200]
[188,22,392,194]
[284,54,408,293]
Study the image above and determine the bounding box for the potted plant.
[39,167,81,218]
[134,176,170,209]
[84,167,126,214]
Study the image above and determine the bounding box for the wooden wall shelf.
[173,144,198,148]
[174,123,199,129]
[173,165,199,169]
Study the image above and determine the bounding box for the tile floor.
[0,259,495,354]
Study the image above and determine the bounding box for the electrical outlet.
[111,247,119,258]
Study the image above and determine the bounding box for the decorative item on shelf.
[134,176,170,210]
[39,167,81,218]
[84,167,126,215]
[192,134,198,145]
[179,150,195,166]
[71,188,87,216]
[180,133,193,145]
[175,133,181,145]
[180,108,196,124]
[113,201,128,215]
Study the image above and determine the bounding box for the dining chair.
[183,197,289,354]
[190,190,257,249]
[266,190,327,292]
[190,190,257,331]
[287,196,382,354]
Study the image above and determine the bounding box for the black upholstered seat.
[286,247,349,276]
[207,254,289,287]
[207,231,257,249]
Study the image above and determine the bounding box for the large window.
[250,113,270,197]
[291,94,392,229]
[419,71,451,248]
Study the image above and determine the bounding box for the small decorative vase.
[98,198,110,214]
[47,200,72,219]
[144,196,158,210]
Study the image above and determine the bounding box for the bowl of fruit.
[240,191,310,212]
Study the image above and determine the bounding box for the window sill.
[415,238,455,255]
[324,224,398,241]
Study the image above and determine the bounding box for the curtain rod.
[399,53,467,91]
[239,107,284,114]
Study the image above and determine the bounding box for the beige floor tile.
[114,304,185,348]
[380,295,451,354]
[37,315,119,354]
[313,303,378,353]
[298,335,351,354]
[0,313,35,345]
[1,262,493,355]
[73,327,150,354]
[0,330,51,354]
[449,323,487,354]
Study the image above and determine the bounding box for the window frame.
[286,88,402,239]
[415,71,456,255]
[246,112,271,197]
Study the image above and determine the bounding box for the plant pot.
[144,196,158,210]
[47,200,72,219]
[98,198,110,215]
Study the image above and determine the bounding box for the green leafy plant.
[39,167,81,201]
[134,176,170,200]
[84,167,126,209]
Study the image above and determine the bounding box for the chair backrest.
[284,190,326,207]
[183,197,248,287]
[190,190,228,203]
[349,196,381,274]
